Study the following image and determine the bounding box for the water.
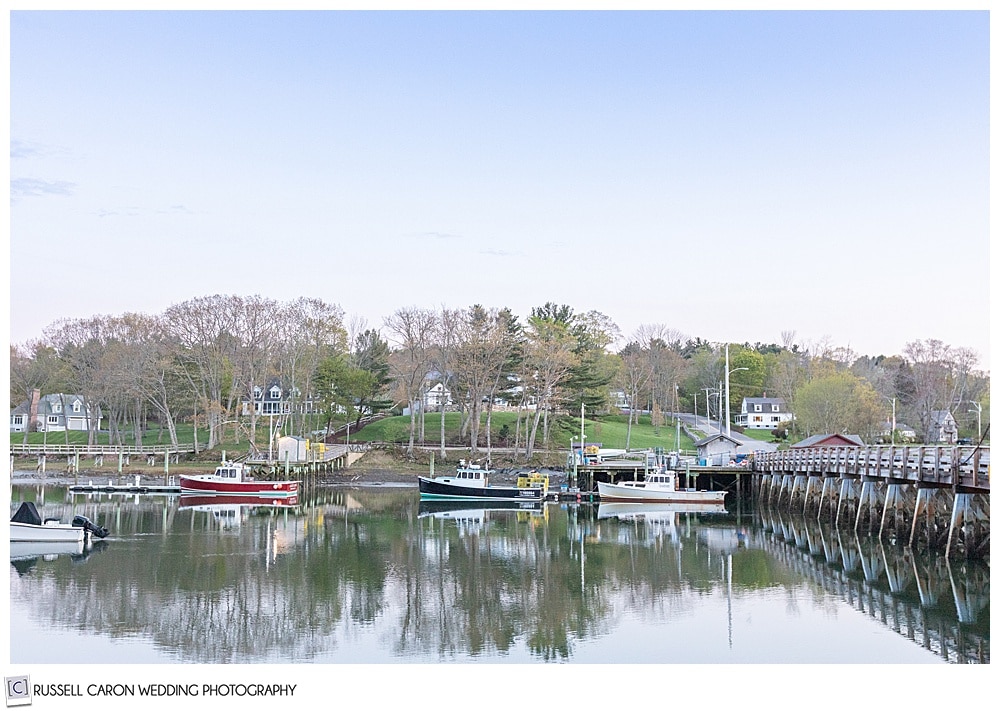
[7,484,989,665]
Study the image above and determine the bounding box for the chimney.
[29,389,40,431]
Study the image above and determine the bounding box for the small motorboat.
[10,501,109,543]
[597,469,727,504]
[179,461,300,496]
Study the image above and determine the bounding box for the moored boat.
[596,469,727,504]
[179,461,299,496]
[418,460,545,502]
[9,501,109,543]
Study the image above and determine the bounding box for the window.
[52,402,62,413]
[754,404,762,412]
[771,404,779,412]
[13,415,23,426]
[269,387,282,399]
[48,415,59,424]
[72,400,82,413]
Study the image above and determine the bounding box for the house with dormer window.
[10,390,102,432]
[241,378,316,417]
[735,397,793,430]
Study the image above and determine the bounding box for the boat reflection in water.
[10,537,109,577]
[418,499,547,534]
[177,494,300,533]
[8,484,988,665]
[596,501,730,546]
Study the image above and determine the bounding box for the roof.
[791,433,865,448]
[10,394,90,416]
[694,433,743,447]
[741,397,790,411]
[930,410,956,425]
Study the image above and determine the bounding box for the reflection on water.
[8,485,989,664]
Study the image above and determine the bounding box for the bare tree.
[384,307,437,456]
[163,295,239,450]
[617,342,651,449]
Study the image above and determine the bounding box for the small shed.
[694,433,742,466]
[277,435,310,463]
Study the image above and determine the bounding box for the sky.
[6,9,992,366]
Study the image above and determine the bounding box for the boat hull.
[418,476,545,502]
[179,475,299,496]
[10,521,86,543]
[596,481,727,504]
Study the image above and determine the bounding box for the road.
[676,413,779,453]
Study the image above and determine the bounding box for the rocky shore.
[10,448,570,488]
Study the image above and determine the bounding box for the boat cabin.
[616,471,677,490]
[435,467,489,489]
[207,462,249,483]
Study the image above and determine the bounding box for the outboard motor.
[72,515,109,539]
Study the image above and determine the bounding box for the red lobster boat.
[179,461,299,496]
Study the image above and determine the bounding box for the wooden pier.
[751,445,989,559]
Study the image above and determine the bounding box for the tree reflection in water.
[8,486,989,664]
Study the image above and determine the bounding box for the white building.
[735,397,793,430]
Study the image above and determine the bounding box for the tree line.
[9,294,990,457]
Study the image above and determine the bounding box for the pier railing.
[9,444,196,456]
[753,445,989,492]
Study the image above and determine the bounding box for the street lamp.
[702,386,717,428]
[674,384,680,451]
[968,401,982,441]
[882,396,896,445]
[724,344,749,437]
[570,435,579,488]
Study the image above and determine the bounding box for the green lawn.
[11,411,702,453]
[9,415,335,450]
[738,428,783,443]
[351,411,698,451]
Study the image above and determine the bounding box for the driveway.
[677,413,779,453]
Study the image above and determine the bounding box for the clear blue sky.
[7,10,991,364]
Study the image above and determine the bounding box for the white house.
[241,378,318,417]
[735,397,793,430]
[10,391,102,433]
[880,420,917,443]
[423,382,453,410]
[928,411,959,444]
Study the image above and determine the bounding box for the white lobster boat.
[597,469,727,505]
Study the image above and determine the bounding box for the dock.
[69,475,181,494]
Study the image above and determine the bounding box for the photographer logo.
[4,677,31,707]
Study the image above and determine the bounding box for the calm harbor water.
[8,482,989,665]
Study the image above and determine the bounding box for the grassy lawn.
[738,428,782,443]
[9,415,336,450]
[11,412,703,454]
[352,411,698,451]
